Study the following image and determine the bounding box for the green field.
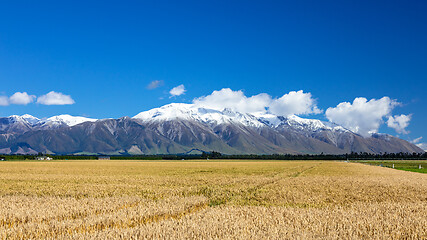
[0,160,426,239]
[352,160,427,173]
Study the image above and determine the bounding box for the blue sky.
[0,1,426,148]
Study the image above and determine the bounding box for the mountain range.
[0,103,423,155]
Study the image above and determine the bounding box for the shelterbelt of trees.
[1,151,426,161]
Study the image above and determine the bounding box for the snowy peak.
[133,103,264,127]
[133,103,349,132]
[134,103,195,121]
[281,115,349,132]
[44,114,97,126]
[7,115,38,126]
[21,114,40,125]
[6,114,97,127]
[8,115,26,122]
[286,115,327,131]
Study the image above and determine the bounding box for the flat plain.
[352,160,427,173]
[0,160,426,239]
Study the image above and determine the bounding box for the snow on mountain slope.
[284,115,350,132]
[5,114,97,127]
[21,114,41,125]
[133,103,349,133]
[133,103,264,127]
[4,104,348,134]
[0,115,33,133]
[43,114,97,126]
[8,115,30,123]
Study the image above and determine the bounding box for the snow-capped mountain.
[21,114,41,125]
[0,114,98,133]
[0,104,423,155]
[133,103,349,133]
[134,103,265,127]
[40,114,97,127]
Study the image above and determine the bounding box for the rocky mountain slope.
[0,104,423,155]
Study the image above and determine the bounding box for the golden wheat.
[0,160,425,239]
[71,202,426,240]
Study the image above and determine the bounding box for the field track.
[0,160,426,239]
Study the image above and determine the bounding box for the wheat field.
[0,160,425,239]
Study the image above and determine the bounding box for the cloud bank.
[411,137,427,151]
[325,97,400,137]
[169,84,186,97]
[192,88,412,138]
[37,91,75,105]
[193,88,320,117]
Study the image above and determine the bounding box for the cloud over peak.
[387,114,411,134]
[269,90,321,116]
[193,88,271,113]
[411,137,427,151]
[195,90,413,138]
[325,97,400,137]
[37,91,75,105]
[193,88,320,117]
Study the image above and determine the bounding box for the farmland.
[0,160,426,239]
[352,160,427,173]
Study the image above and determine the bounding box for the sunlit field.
[0,160,426,239]
[352,160,427,173]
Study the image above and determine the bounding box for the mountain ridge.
[0,104,423,155]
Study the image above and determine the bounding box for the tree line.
[1,151,426,161]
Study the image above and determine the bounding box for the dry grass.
[72,202,426,240]
[0,160,426,239]
[0,196,207,239]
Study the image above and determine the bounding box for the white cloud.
[169,84,186,97]
[9,92,36,105]
[37,91,75,105]
[192,88,320,116]
[325,97,399,137]
[193,88,271,113]
[387,114,411,134]
[416,143,427,151]
[411,137,427,151]
[269,90,321,116]
[0,96,9,106]
[147,80,164,90]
